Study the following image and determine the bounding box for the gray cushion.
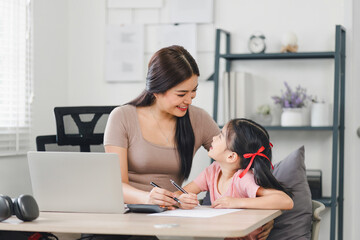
[268,146,312,240]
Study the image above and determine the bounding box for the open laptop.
[27,151,125,214]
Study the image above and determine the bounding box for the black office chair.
[53,106,118,152]
[36,106,118,152]
[36,135,81,152]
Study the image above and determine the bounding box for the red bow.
[239,146,274,178]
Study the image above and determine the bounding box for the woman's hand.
[211,196,240,209]
[178,193,199,209]
[256,220,274,240]
[224,220,274,240]
[147,187,178,207]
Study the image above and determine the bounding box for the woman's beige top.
[104,104,220,192]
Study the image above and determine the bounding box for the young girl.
[176,118,293,239]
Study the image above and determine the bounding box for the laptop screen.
[27,151,125,214]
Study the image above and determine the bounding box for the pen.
[170,179,188,194]
[150,181,181,204]
[170,179,201,206]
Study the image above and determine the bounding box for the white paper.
[170,0,214,23]
[158,24,197,61]
[149,206,241,218]
[105,24,144,82]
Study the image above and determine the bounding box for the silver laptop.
[27,151,125,214]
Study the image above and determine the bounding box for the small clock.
[248,33,266,54]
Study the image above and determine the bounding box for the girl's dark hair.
[128,45,199,180]
[226,119,293,197]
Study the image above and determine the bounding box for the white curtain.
[0,0,33,155]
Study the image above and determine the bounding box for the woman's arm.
[105,145,178,206]
[257,220,274,240]
[212,187,293,210]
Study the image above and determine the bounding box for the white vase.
[281,108,303,126]
[311,103,332,126]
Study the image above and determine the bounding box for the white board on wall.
[105,24,144,82]
[107,0,162,9]
[170,0,213,24]
[158,24,197,60]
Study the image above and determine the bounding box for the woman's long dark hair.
[128,45,199,180]
[226,119,292,197]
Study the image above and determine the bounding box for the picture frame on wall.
[105,24,144,82]
[170,0,214,24]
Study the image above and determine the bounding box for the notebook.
[27,151,125,214]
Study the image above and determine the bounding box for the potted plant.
[272,82,311,126]
[253,104,272,126]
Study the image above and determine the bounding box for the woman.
[104,45,273,239]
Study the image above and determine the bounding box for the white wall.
[32,0,69,138]
[1,0,358,239]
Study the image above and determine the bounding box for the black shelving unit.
[212,25,345,240]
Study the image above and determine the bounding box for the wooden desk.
[0,208,281,239]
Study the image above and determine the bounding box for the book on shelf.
[222,71,252,125]
[229,71,236,119]
[222,72,230,125]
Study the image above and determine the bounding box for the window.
[0,0,33,156]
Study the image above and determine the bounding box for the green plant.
[257,104,271,115]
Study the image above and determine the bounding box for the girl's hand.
[178,193,199,209]
[211,196,239,209]
[147,187,178,207]
[257,220,274,240]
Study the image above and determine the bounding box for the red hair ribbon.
[239,146,274,178]
[269,142,273,148]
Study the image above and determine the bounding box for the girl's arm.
[212,187,293,210]
[175,181,202,209]
[105,145,178,206]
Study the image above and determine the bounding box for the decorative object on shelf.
[271,104,282,126]
[280,32,298,53]
[281,108,303,126]
[248,32,266,54]
[311,99,332,126]
[301,102,312,126]
[272,82,311,126]
[253,104,272,126]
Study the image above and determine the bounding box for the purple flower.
[272,82,311,108]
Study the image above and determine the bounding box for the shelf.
[213,25,346,240]
[220,52,335,60]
